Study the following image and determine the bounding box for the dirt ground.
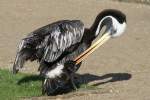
[0,0,150,100]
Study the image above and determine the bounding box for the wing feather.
[13,20,84,73]
[43,20,84,62]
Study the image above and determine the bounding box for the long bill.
[74,32,111,65]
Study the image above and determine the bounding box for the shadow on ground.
[78,73,132,86]
[17,72,132,96]
[17,72,132,86]
[17,75,44,85]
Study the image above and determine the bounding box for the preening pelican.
[13,9,126,95]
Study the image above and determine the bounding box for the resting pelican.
[13,9,126,95]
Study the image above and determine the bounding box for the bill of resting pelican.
[74,32,111,64]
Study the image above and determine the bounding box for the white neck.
[111,18,126,37]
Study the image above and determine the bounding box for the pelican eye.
[111,28,117,35]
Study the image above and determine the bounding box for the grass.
[0,69,100,100]
[0,69,42,100]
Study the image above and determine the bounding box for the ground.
[0,0,150,100]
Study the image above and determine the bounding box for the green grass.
[0,69,100,100]
[0,69,42,100]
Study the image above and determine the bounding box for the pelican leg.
[70,73,78,90]
[64,60,79,90]
[42,78,47,95]
[42,83,45,95]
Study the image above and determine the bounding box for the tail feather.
[13,39,35,74]
[13,52,26,74]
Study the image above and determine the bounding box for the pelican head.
[91,9,126,38]
[74,9,127,64]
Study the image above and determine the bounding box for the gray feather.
[13,20,85,73]
[42,20,84,62]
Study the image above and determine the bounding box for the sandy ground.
[0,0,150,100]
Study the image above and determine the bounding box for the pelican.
[13,9,126,95]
